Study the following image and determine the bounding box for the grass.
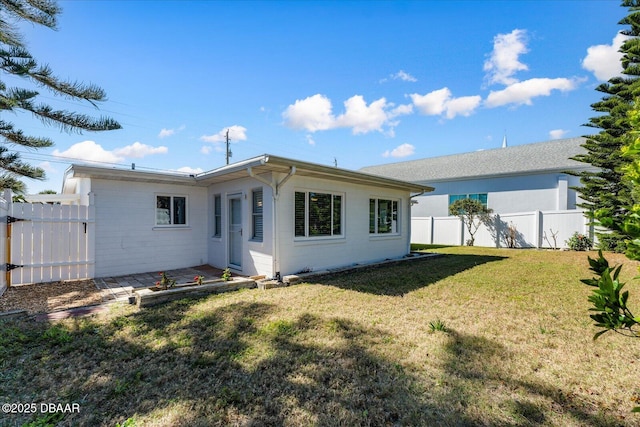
[2,246,640,426]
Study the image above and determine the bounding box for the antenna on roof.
[334,157,338,168]
[502,131,508,148]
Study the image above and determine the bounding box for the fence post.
[429,216,434,245]
[534,210,542,248]
[495,214,501,248]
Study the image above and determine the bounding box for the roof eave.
[64,155,434,194]
[67,164,199,185]
[261,155,433,192]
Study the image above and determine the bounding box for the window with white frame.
[294,191,343,238]
[369,198,398,234]
[156,195,187,226]
[252,188,263,241]
[213,194,222,237]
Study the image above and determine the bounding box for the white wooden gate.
[1,190,95,288]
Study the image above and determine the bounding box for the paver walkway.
[95,265,230,304]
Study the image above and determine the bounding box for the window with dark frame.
[294,191,343,238]
[448,193,488,211]
[252,189,263,241]
[213,194,222,237]
[156,195,187,226]
[369,198,398,234]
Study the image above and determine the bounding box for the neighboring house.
[360,137,595,217]
[61,154,432,279]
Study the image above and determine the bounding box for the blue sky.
[10,0,628,193]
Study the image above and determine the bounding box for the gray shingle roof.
[360,137,592,183]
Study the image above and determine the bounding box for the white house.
[360,137,594,217]
[361,138,598,248]
[61,154,432,279]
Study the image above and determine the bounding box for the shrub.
[566,232,593,251]
[597,235,627,253]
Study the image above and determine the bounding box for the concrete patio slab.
[95,265,232,304]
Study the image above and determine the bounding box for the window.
[294,191,343,238]
[369,198,398,234]
[252,189,263,241]
[213,194,222,237]
[449,193,488,208]
[156,195,187,226]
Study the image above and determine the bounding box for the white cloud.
[484,77,581,108]
[306,134,316,146]
[38,161,56,174]
[582,32,628,81]
[283,94,411,135]
[158,125,185,139]
[200,125,248,143]
[335,96,389,134]
[282,94,335,132]
[158,128,174,138]
[389,103,413,118]
[395,70,417,82]
[382,143,415,158]
[549,129,569,139]
[113,141,168,158]
[175,166,203,174]
[484,29,529,85]
[410,88,451,115]
[53,140,124,164]
[200,145,213,155]
[381,70,417,83]
[53,140,168,165]
[443,95,482,119]
[410,88,481,119]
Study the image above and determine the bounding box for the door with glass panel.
[228,195,242,269]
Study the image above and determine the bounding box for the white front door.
[228,195,242,269]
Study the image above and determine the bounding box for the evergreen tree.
[570,0,640,252]
[0,0,120,193]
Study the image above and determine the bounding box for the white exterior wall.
[207,177,274,277]
[90,179,208,277]
[274,175,411,276]
[412,173,583,217]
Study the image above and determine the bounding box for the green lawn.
[2,247,639,426]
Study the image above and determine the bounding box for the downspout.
[408,191,426,254]
[247,166,296,280]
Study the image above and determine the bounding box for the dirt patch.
[0,280,103,315]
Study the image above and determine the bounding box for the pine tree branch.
[0,120,53,148]
[26,104,122,132]
[3,0,59,29]
[0,146,45,179]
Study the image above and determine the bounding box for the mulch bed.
[0,280,104,315]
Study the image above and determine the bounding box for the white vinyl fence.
[0,190,95,293]
[411,209,591,249]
